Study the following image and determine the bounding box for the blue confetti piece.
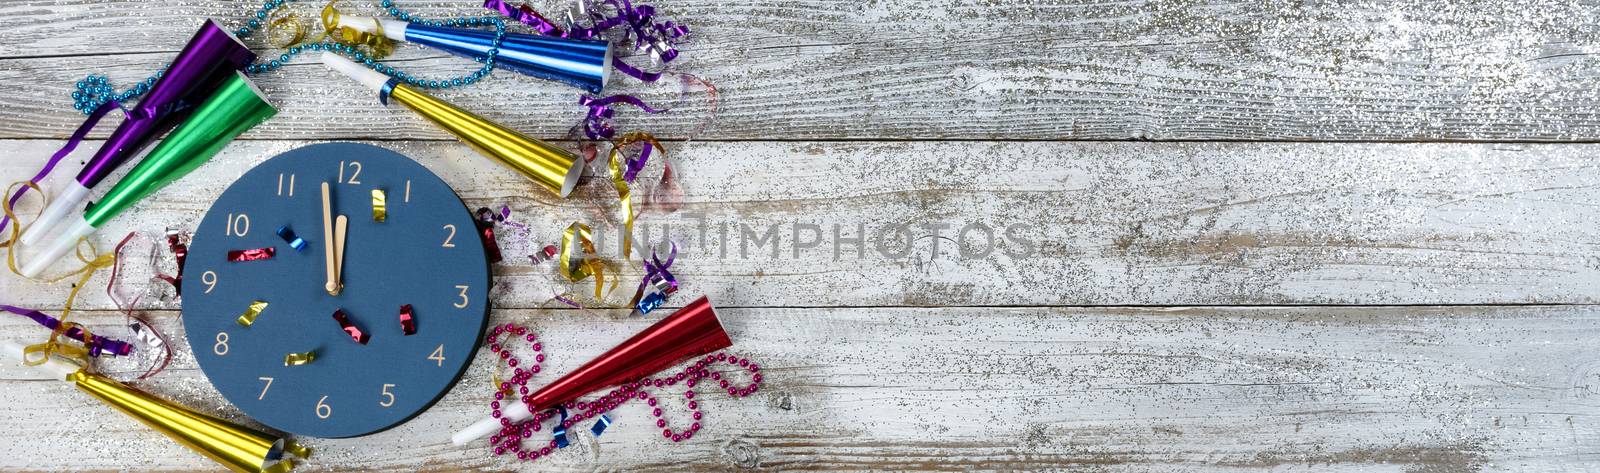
[552,405,570,448]
[276,225,307,251]
[590,414,611,437]
[637,292,666,315]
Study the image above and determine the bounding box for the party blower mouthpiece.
[20,19,253,248]
[20,72,276,277]
[334,14,611,93]
[451,295,732,445]
[321,53,584,198]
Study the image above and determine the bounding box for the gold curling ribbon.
[371,189,387,222]
[236,300,270,327]
[66,369,309,472]
[3,181,117,368]
[607,132,666,261]
[284,351,317,366]
[265,7,309,49]
[320,1,394,59]
[558,222,617,299]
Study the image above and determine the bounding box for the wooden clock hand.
[322,182,340,295]
[334,214,348,292]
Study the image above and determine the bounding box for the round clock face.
[182,142,491,438]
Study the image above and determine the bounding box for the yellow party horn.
[1,340,308,472]
[321,53,583,197]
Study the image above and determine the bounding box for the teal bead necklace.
[72,0,508,115]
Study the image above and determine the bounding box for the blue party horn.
[338,16,611,93]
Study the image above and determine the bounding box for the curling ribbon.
[590,414,611,436]
[320,1,395,59]
[106,232,175,379]
[1,305,132,357]
[153,230,190,295]
[578,94,664,141]
[0,101,118,236]
[3,182,122,367]
[558,222,615,299]
[626,242,677,313]
[607,132,665,260]
[484,0,689,82]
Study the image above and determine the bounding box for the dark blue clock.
[181,142,491,438]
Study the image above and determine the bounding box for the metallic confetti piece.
[553,405,570,448]
[128,321,164,348]
[276,225,306,251]
[227,246,276,262]
[528,244,558,265]
[399,304,416,336]
[332,308,369,345]
[636,291,666,315]
[590,414,611,436]
[371,189,386,222]
[284,350,316,366]
[235,300,269,327]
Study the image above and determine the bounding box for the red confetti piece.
[332,308,369,345]
[227,246,276,262]
[399,304,416,336]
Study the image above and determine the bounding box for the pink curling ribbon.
[106,232,174,380]
[0,101,119,236]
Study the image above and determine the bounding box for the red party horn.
[452,295,730,445]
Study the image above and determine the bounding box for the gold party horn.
[322,53,584,197]
[3,341,307,472]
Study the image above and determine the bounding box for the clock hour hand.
[322,182,340,295]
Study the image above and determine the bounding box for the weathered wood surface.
[1,305,1596,472]
[6,140,1600,310]
[5,0,1600,141]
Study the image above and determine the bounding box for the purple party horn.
[21,19,254,247]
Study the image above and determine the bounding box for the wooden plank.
[4,1,1600,140]
[6,140,1600,309]
[1,305,1596,471]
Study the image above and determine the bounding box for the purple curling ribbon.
[628,243,677,314]
[486,0,689,82]
[579,94,666,140]
[1,305,133,357]
[0,101,119,235]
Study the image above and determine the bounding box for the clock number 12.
[337,160,362,185]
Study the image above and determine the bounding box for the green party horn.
[22,71,276,277]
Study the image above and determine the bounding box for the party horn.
[21,72,276,277]
[335,15,610,93]
[21,19,254,247]
[322,53,584,197]
[451,295,731,445]
[1,341,309,472]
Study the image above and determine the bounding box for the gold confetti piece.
[371,188,387,222]
[235,300,269,327]
[284,351,317,366]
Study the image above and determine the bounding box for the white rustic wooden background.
[4,0,1600,471]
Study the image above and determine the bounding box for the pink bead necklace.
[483,322,763,463]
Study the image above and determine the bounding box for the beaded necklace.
[486,323,763,463]
[73,0,507,115]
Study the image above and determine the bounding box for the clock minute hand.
[322,182,340,296]
[334,214,348,293]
